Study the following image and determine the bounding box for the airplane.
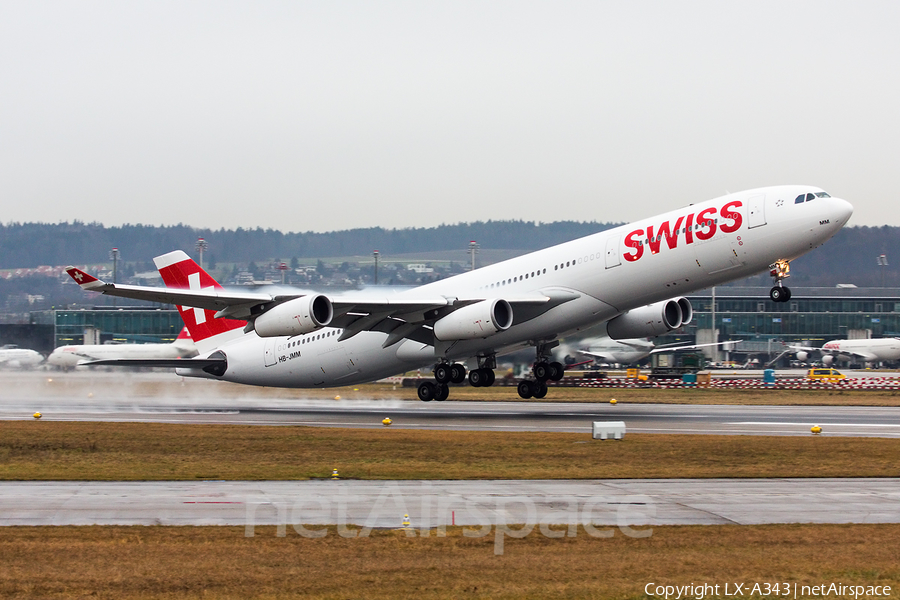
[47,327,198,370]
[0,345,44,369]
[577,336,739,365]
[784,338,900,367]
[64,185,852,400]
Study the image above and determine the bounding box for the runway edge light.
[33,412,42,419]
[811,425,822,435]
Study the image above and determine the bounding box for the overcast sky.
[1,1,897,232]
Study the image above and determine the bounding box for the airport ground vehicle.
[807,367,846,381]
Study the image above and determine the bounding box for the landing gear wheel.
[469,368,485,387]
[517,380,534,399]
[533,361,550,381]
[434,364,452,384]
[450,364,467,384]
[484,369,495,387]
[417,381,436,402]
[549,361,564,381]
[434,383,449,401]
[769,286,791,303]
[532,380,548,399]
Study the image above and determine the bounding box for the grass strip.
[0,524,897,599]
[2,421,899,480]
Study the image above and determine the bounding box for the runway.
[2,372,899,528]
[2,371,900,437]
[2,478,898,528]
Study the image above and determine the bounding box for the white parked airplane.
[788,338,900,366]
[47,327,197,369]
[578,336,738,365]
[0,345,44,369]
[65,185,852,400]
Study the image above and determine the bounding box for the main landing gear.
[416,355,497,402]
[769,260,792,303]
[517,342,565,400]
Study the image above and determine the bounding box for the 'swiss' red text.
[623,200,743,262]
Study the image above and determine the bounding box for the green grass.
[2,421,899,480]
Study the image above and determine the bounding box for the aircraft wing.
[81,357,227,375]
[649,339,741,354]
[66,267,573,345]
[66,267,274,312]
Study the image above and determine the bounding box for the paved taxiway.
[1,369,899,437]
[3,479,898,527]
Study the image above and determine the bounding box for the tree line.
[0,220,898,288]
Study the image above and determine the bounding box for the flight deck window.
[806,193,815,202]
[795,194,805,204]
[815,192,831,198]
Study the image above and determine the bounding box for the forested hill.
[0,221,896,288]
[0,221,615,267]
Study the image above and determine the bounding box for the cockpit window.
[815,192,831,198]
[795,194,805,204]
[806,193,815,202]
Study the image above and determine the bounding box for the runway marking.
[731,422,900,427]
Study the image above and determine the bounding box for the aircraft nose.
[829,196,854,226]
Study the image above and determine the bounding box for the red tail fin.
[153,251,245,350]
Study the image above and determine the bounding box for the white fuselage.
[822,338,900,363]
[581,337,655,365]
[185,186,853,387]
[0,347,44,368]
[48,341,196,369]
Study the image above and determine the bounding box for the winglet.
[65,267,107,291]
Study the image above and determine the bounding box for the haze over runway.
[4,372,900,438]
[1,1,898,231]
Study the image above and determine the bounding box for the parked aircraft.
[578,336,738,365]
[787,338,900,367]
[65,185,852,400]
[47,327,197,369]
[0,345,44,369]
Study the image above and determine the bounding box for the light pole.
[468,241,479,271]
[877,254,888,287]
[196,238,209,271]
[373,251,379,285]
[109,248,120,307]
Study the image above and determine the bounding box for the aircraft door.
[264,339,278,367]
[605,235,621,269]
[747,194,767,229]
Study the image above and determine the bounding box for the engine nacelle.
[254,294,333,337]
[822,355,834,366]
[676,297,692,325]
[606,298,689,340]
[796,351,809,362]
[433,299,513,341]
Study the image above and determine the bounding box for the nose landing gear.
[769,260,792,303]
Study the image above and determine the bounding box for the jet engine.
[822,355,834,366]
[796,351,809,362]
[606,297,691,340]
[253,294,334,337]
[433,299,513,341]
